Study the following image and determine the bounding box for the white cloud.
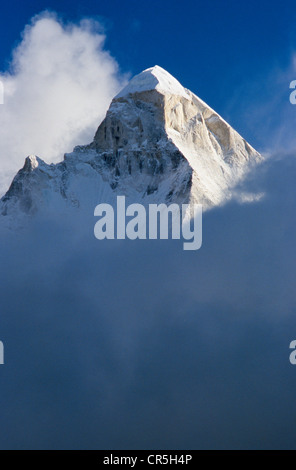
[0,12,127,195]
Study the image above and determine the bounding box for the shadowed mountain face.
[0,66,262,219]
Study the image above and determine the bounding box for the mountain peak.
[23,155,40,171]
[1,65,262,219]
[116,65,190,100]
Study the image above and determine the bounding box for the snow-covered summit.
[116,65,190,100]
[0,65,262,220]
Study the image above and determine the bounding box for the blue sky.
[0,0,295,195]
[1,0,296,149]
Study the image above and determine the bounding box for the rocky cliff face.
[0,66,262,219]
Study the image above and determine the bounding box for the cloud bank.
[0,12,126,195]
[0,155,295,449]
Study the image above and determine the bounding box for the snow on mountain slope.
[0,66,262,220]
[116,65,190,100]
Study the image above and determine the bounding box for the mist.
[0,153,295,450]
